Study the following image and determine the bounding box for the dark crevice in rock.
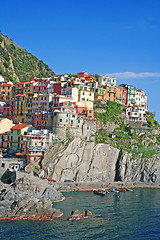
[114,150,123,182]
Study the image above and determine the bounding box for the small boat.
[93,189,106,196]
[110,188,119,193]
[125,187,133,192]
[116,188,125,192]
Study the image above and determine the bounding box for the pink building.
[1,99,15,122]
[53,101,76,113]
[52,95,74,108]
[22,129,54,164]
[34,112,52,130]
[33,82,48,93]
[76,106,94,119]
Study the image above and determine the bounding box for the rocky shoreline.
[1,172,160,221]
[0,174,64,220]
[52,181,160,192]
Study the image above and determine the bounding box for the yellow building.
[95,88,106,100]
[78,90,94,102]
[24,81,34,94]
[0,82,15,101]
[24,94,33,123]
[14,95,26,123]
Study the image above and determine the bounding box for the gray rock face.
[42,137,160,185]
[117,152,160,184]
[42,138,120,183]
[0,174,64,219]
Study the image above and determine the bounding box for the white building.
[126,106,146,122]
[98,76,117,87]
[62,87,78,102]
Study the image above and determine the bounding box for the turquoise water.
[1,189,160,239]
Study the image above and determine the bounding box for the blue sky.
[1,0,160,121]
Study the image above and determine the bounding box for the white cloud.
[103,72,160,79]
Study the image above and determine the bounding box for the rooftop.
[11,124,31,130]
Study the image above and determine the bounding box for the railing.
[0,157,24,162]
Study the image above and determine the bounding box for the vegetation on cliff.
[94,101,160,158]
[0,32,55,83]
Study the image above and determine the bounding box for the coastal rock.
[42,138,119,183]
[0,174,64,220]
[68,209,92,221]
[40,137,160,185]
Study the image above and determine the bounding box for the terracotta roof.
[11,124,31,130]
[16,82,28,85]
[1,84,13,87]
[65,87,74,89]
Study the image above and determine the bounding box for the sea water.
[0,189,160,240]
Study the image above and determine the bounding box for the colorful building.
[33,81,48,93]
[22,129,54,164]
[75,101,94,119]
[98,77,117,87]
[77,72,89,78]
[15,82,28,95]
[95,87,106,100]
[0,82,15,101]
[10,124,34,153]
[62,87,78,102]
[78,88,94,102]
[105,86,116,102]
[14,95,26,123]
[34,112,52,130]
[126,106,146,122]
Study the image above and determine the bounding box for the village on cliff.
[0,72,150,178]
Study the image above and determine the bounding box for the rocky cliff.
[38,138,160,185]
[0,173,64,220]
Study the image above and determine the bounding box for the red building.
[77,72,89,78]
[53,82,62,95]
[122,88,128,105]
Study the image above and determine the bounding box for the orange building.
[116,86,123,104]
[105,86,116,102]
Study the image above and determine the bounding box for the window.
[72,115,75,118]
[78,120,80,123]
[17,130,20,134]
[60,119,62,122]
